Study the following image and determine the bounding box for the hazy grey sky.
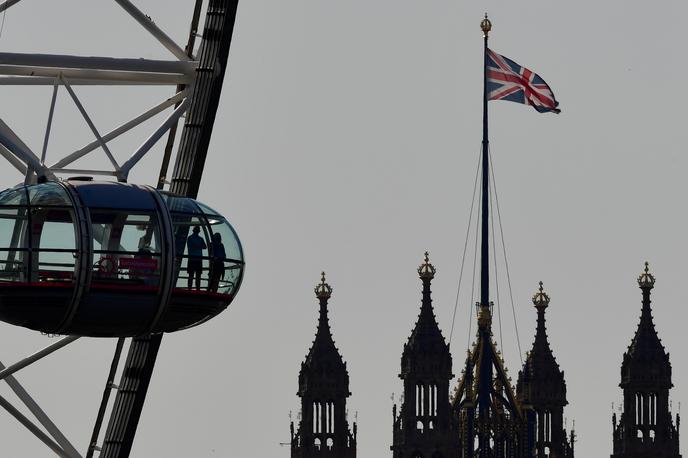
[0,1,687,456]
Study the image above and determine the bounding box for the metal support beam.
[0,76,184,86]
[0,336,79,382]
[0,65,188,86]
[61,78,121,175]
[170,0,240,199]
[0,361,82,457]
[0,118,52,179]
[0,51,196,85]
[41,82,58,164]
[114,0,192,61]
[0,394,71,458]
[120,98,189,178]
[100,334,162,458]
[86,338,126,458]
[0,0,22,14]
[50,90,187,169]
[0,142,28,174]
[157,0,203,189]
[50,169,119,177]
[0,52,195,75]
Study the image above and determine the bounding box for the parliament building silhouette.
[288,259,681,458]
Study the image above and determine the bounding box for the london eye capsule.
[0,179,244,337]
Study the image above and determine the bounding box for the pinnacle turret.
[621,262,671,389]
[400,252,451,379]
[292,273,356,457]
[392,253,458,457]
[299,272,348,397]
[612,263,680,457]
[517,282,566,406]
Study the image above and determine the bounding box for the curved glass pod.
[0,183,78,331]
[0,180,244,337]
[155,194,244,332]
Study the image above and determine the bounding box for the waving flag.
[486,49,560,114]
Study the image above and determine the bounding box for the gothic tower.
[611,263,681,457]
[391,253,459,458]
[516,282,574,457]
[291,273,357,458]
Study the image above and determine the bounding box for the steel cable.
[488,148,523,363]
[449,148,481,347]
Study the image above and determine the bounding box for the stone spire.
[292,273,356,458]
[611,262,680,458]
[400,252,451,378]
[522,281,563,393]
[621,262,671,388]
[299,272,347,385]
[517,282,574,457]
[392,253,458,458]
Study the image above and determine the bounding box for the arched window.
[636,393,644,425]
[544,410,551,442]
[313,400,335,434]
[326,401,334,434]
[416,383,425,417]
[313,401,320,433]
[430,384,438,417]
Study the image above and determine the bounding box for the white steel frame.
[0,336,82,458]
[0,0,198,183]
[0,1,203,455]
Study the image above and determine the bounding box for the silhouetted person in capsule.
[186,226,207,290]
[209,232,226,293]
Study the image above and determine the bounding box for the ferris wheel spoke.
[0,0,21,14]
[0,117,51,179]
[40,82,59,165]
[0,52,196,86]
[0,141,27,174]
[114,0,193,62]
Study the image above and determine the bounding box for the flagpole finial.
[481,14,492,37]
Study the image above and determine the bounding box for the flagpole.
[480,14,491,310]
[477,16,493,458]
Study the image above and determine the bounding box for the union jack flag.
[487,49,560,114]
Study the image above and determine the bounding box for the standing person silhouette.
[209,232,226,292]
[186,226,207,290]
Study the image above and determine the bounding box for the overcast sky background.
[0,1,687,456]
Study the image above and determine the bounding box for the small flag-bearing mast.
[480,13,491,315]
[477,14,494,457]
[453,16,562,457]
